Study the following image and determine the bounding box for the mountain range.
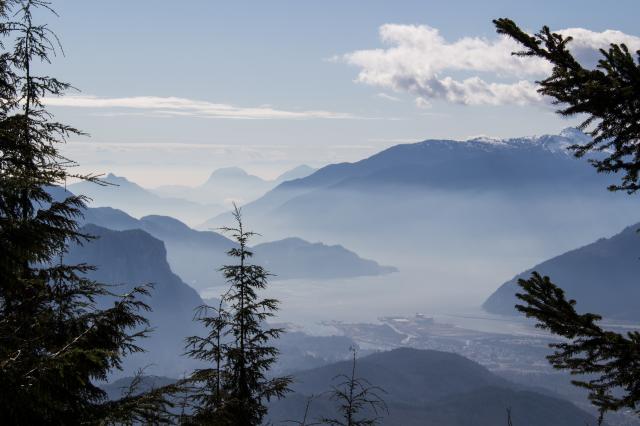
[199,129,640,308]
[82,206,395,292]
[483,222,640,321]
[68,165,316,227]
[152,165,316,208]
[206,129,634,235]
[68,173,226,226]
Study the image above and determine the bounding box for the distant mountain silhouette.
[200,129,640,277]
[82,207,395,291]
[153,165,316,207]
[483,222,640,321]
[210,129,617,224]
[206,166,262,181]
[267,347,598,426]
[65,224,206,378]
[69,173,224,226]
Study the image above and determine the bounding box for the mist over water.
[51,128,640,424]
[202,188,640,332]
[8,0,640,422]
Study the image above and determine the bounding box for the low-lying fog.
[199,190,640,332]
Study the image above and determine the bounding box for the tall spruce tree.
[0,1,171,423]
[494,18,640,422]
[184,206,291,425]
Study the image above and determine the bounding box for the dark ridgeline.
[182,206,291,425]
[0,0,174,423]
[495,18,640,423]
[268,348,598,426]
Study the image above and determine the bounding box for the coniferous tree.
[184,297,233,424]
[0,1,172,423]
[494,18,640,193]
[321,349,387,426]
[494,19,640,423]
[184,206,291,425]
[515,273,640,424]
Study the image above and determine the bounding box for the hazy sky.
[40,0,640,186]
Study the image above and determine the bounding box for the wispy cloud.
[60,140,383,187]
[44,95,357,120]
[340,24,640,106]
[375,92,401,102]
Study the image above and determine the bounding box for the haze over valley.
[4,1,640,424]
[76,129,640,317]
[56,124,640,424]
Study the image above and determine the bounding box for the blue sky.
[40,0,640,185]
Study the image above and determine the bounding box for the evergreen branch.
[516,272,640,419]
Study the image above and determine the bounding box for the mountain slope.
[207,129,605,227]
[274,164,316,183]
[483,222,640,321]
[65,224,206,378]
[267,348,598,426]
[69,173,224,225]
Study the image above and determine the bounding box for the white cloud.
[341,24,640,106]
[44,95,356,120]
[561,28,640,66]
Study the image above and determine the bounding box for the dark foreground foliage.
[516,273,640,423]
[495,18,640,424]
[0,1,174,423]
[495,18,640,193]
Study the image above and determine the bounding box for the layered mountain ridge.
[82,206,395,292]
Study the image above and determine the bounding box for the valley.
[4,2,639,424]
[68,131,640,424]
